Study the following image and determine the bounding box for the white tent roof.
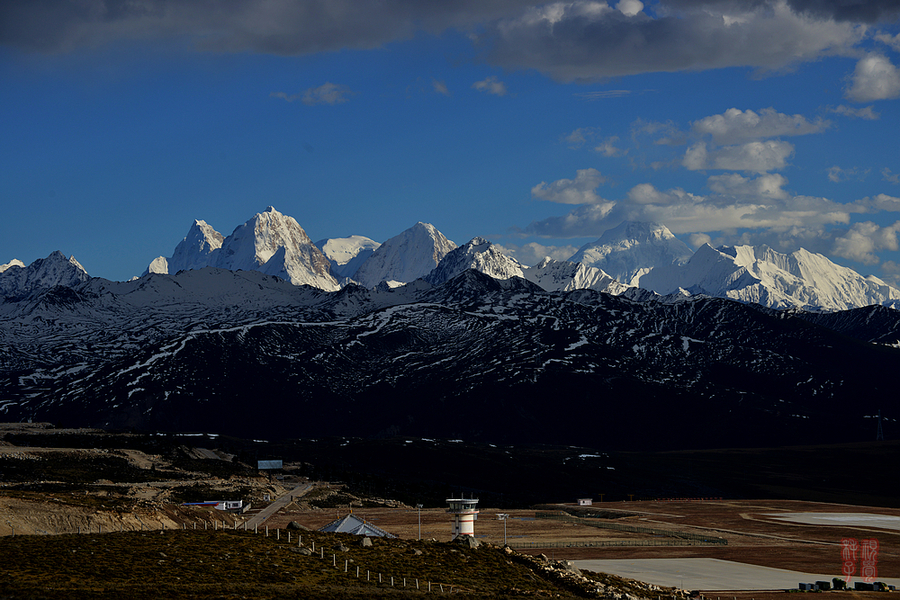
[318,514,396,538]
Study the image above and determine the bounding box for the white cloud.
[524,202,617,237]
[875,32,900,52]
[489,0,865,82]
[707,173,790,200]
[563,127,600,148]
[271,82,354,105]
[691,108,830,144]
[827,165,869,183]
[574,90,632,100]
[831,221,900,264]
[884,169,900,184]
[523,176,883,239]
[881,260,900,287]
[531,168,608,204]
[689,233,712,247]
[432,79,450,96]
[594,136,625,157]
[472,76,508,96]
[829,104,880,120]
[616,0,644,17]
[683,140,794,173]
[846,54,900,102]
[496,242,581,266]
[857,193,900,211]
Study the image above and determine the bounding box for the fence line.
[509,538,724,549]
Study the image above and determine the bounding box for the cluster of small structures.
[797,579,895,592]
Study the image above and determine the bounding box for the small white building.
[577,498,592,506]
[447,498,479,539]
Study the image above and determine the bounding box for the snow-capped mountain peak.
[315,235,381,279]
[147,219,224,276]
[144,207,339,290]
[0,259,26,274]
[568,221,694,286]
[353,222,457,288]
[425,237,524,285]
[641,243,900,311]
[524,257,633,295]
[0,251,90,299]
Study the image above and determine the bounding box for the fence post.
[277,529,280,541]
[333,554,336,567]
[288,531,291,543]
[265,526,268,537]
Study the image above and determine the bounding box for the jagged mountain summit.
[524,257,634,295]
[641,243,900,311]
[0,251,89,299]
[315,235,380,279]
[353,222,457,288]
[146,220,224,276]
[2,266,898,448]
[0,259,25,274]
[569,221,694,286]
[425,237,524,285]
[145,207,339,291]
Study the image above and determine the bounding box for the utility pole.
[417,504,423,540]
[497,513,509,546]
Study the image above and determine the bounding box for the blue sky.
[2,0,900,283]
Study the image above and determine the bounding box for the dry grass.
[0,529,596,599]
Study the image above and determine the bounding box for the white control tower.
[446,498,479,539]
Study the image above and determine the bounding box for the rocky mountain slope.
[145,207,339,290]
[1,265,897,449]
[353,222,457,288]
[641,243,900,311]
[315,235,380,279]
[0,251,89,299]
[568,221,694,286]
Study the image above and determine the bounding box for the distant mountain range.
[117,206,900,311]
[1,264,897,447]
[1,207,898,447]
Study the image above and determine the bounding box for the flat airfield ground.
[261,498,900,594]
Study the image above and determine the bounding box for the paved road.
[244,483,313,530]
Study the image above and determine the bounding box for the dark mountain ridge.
[1,267,897,450]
